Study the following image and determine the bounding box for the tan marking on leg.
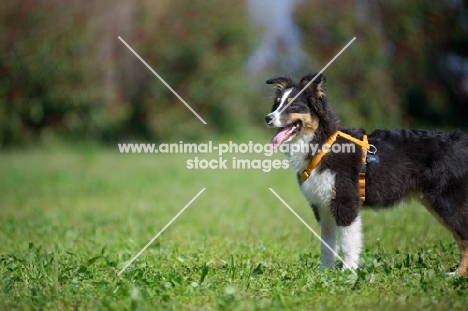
[455,234,468,276]
[421,199,468,276]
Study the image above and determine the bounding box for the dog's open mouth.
[271,120,302,150]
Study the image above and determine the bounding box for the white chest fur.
[300,169,336,208]
[285,136,336,208]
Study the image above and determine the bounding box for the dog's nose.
[265,114,274,125]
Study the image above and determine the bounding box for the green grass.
[1,146,468,310]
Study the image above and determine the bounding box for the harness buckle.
[301,170,310,181]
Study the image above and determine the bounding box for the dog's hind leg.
[453,235,468,276]
[422,197,468,276]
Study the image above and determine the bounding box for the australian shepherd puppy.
[265,73,468,275]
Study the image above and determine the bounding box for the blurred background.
[1,4,467,306]
[1,0,468,148]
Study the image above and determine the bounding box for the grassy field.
[1,144,468,310]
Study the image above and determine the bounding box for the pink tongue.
[271,126,292,150]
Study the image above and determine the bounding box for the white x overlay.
[118,36,207,124]
[117,188,206,276]
[268,37,356,125]
[269,188,357,275]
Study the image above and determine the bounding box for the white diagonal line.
[268,188,356,274]
[269,37,356,124]
[117,188,206,276]
[118,36,207,125]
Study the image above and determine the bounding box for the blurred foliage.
[0,0,256,146]
[0,1,103,146]
[1,0,468,147]
[296,0,468,131]
[127,0,256,142]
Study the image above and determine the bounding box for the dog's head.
[265,73,338,149]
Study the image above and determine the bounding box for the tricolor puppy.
[265,73,468,275]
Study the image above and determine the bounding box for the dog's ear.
[265,76,293,91]
[299,73,326,98]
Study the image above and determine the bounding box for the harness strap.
[359,135,368,203]
[300,132,340,182]
[300,131,370,203]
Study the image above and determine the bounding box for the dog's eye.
[290,103,298,109]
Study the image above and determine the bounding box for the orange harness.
[300,131,371,203]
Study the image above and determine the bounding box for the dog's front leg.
[338,215,363,270]
[319,206,337,270]
[331,176,362,270]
